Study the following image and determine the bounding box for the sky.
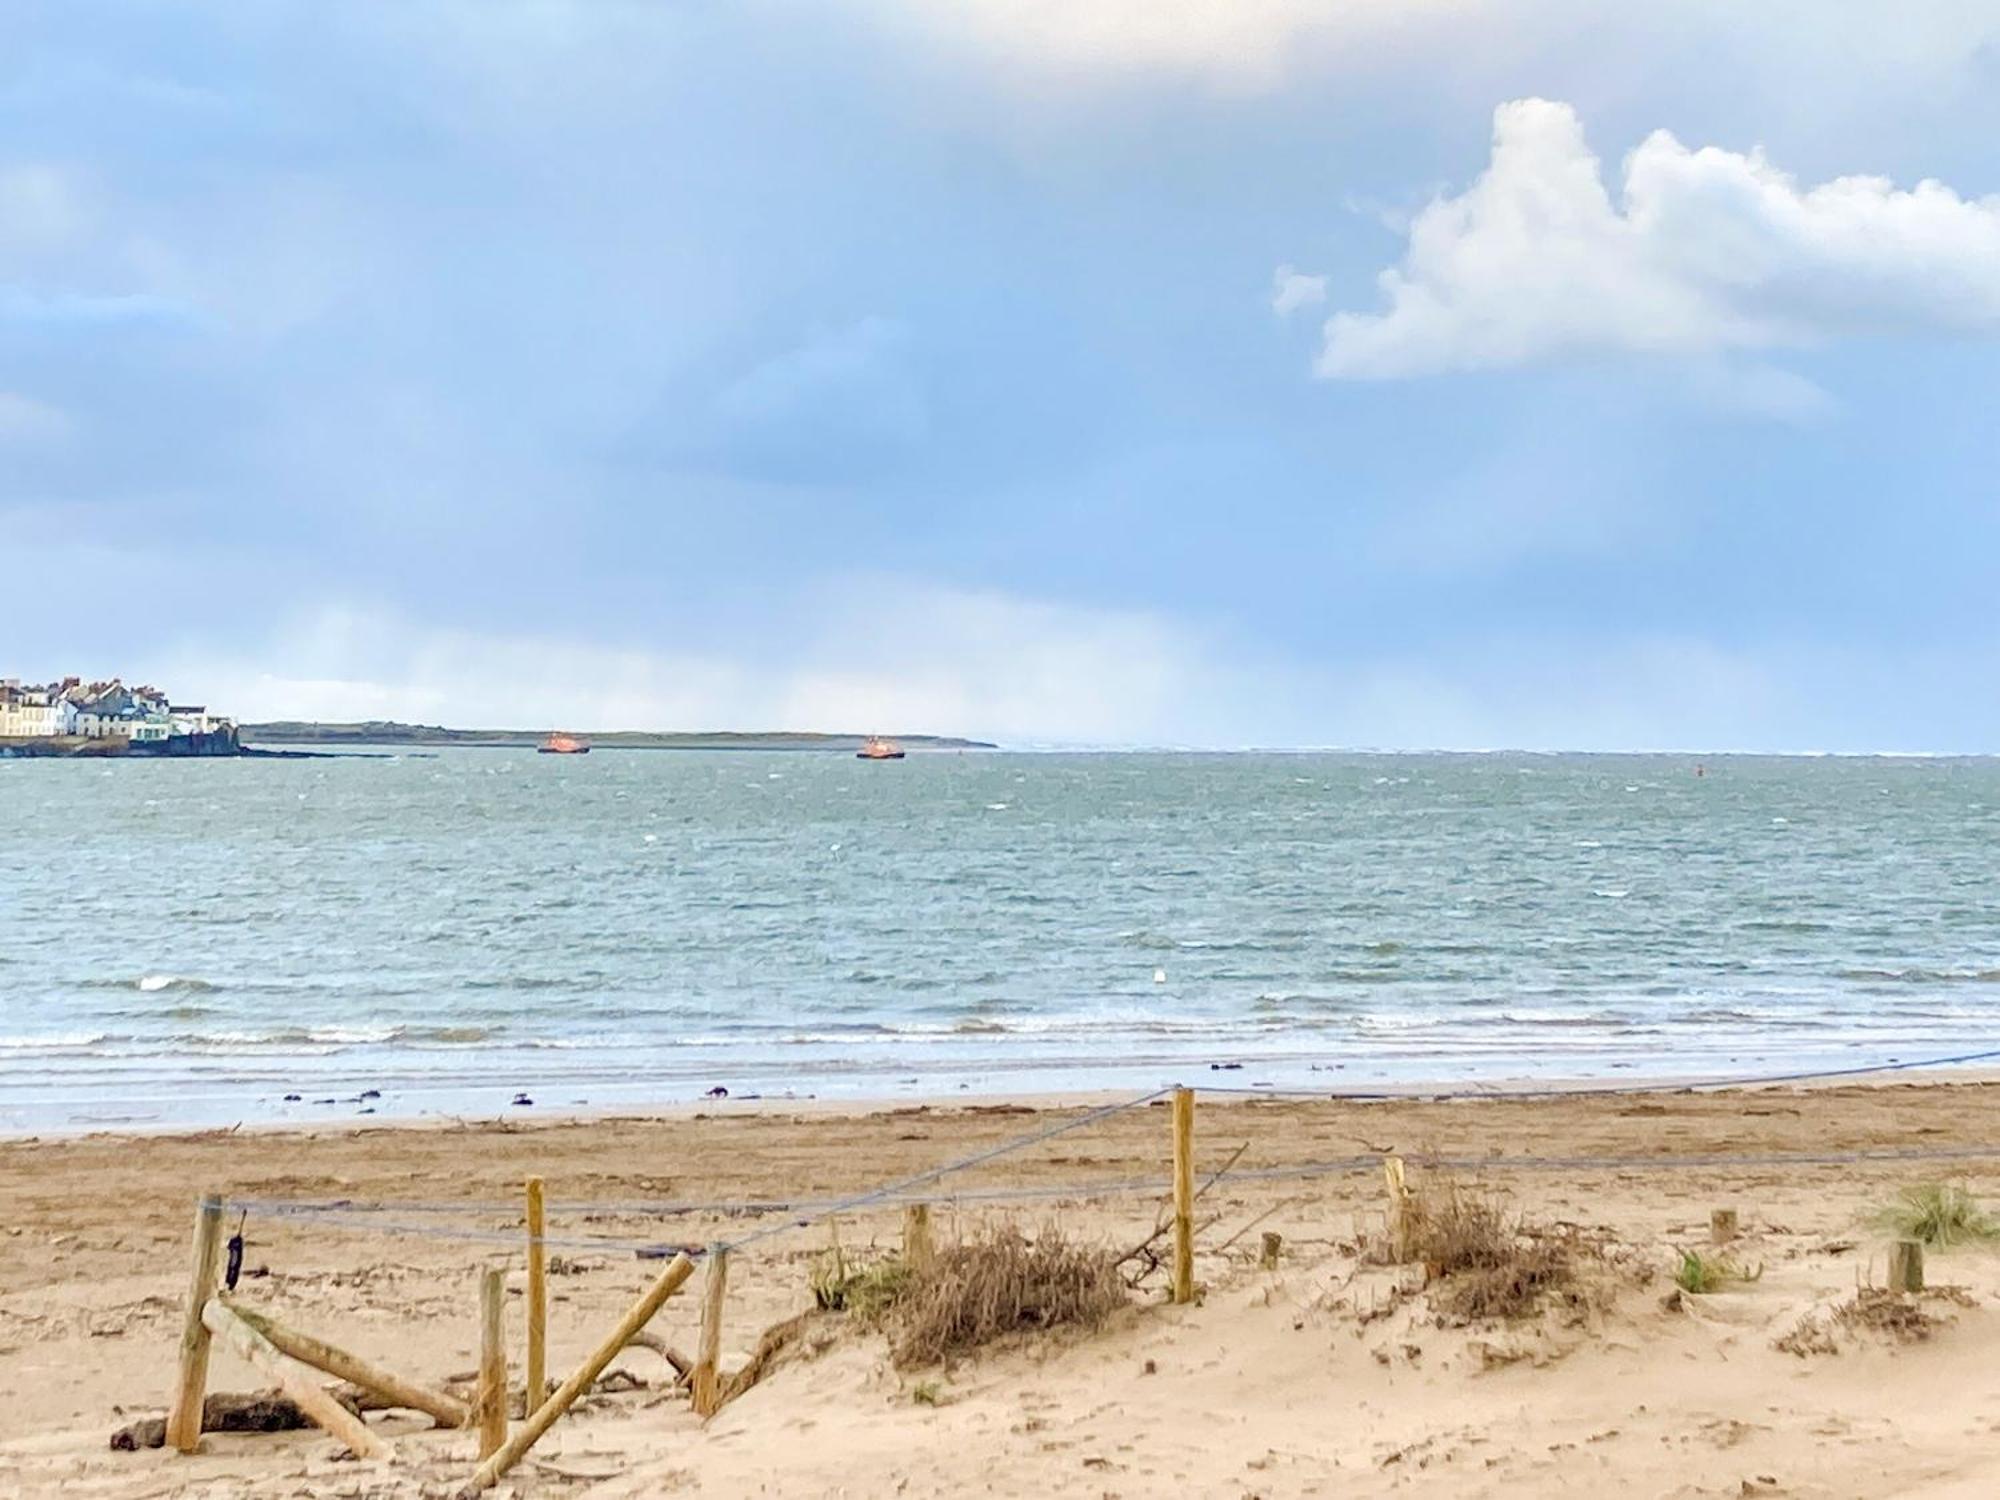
[5,1,2000,750]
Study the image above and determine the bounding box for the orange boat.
[856,736,905,760]
[538,733,591,755]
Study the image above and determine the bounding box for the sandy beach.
[5,1077,2000,1497]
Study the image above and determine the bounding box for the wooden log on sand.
[454,1252,695,1497]
[200,1300,390,1460]
[220,1300,468,1427]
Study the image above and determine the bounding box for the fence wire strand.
[225,1047,2000,1253]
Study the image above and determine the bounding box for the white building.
[4,676,215,742]
[0,682,68,738]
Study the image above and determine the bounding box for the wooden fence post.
[1383,1156,1411,1263]
[1888,1238,1925,1293]
[524,1176,548,1410]
[902,1202,935,1274]
[1171,1087,1195,1304]
[477,1267,507,1459]
[454,1252,695,1497]
[692,1246,729,1417]
[166,1194,224,1454]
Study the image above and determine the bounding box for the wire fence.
[221,1044,2000,1257]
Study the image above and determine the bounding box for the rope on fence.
[713,1085,1175,1254]
[231,1086,1176,1255]
[221,1044,2000,1252]
[230,1139,2000,1254]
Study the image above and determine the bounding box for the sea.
[2,749,1997,1131]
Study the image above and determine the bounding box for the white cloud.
[1270,264,1326,316]
[119,590,2000,752]
[0,392,72,445]
[868,0,1455,88]
[140,584,1222,746]
[1315,98,2000,379]
[702,318,928,481]
[0,163,85,258]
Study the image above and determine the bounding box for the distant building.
[0,681,66,738]
[1,675,227,744]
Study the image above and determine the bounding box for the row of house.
[0,678,229,743]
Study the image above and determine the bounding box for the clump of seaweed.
[1837,1287,1939,1343]
[1871,1183,2000,1249]
[888,1225,1125,1368]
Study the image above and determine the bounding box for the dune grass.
[888,1226,1125,1368]
[809,1224,1126,1369]
[1673,1248,1761,1294]
[1871,1183,2000,1249]
[1406,1180,1595,1323]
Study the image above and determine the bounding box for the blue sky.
[5,1,2000,749]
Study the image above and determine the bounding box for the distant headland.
[239,720,996,751]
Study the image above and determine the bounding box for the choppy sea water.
[2,749,1998,1130]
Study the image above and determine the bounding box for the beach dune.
[4,1079,2000,1497]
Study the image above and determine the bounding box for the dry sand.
[6,1079,2000,1498]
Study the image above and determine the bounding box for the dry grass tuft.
[888,1225,1126,1368]
[1406,1181,1598,1325]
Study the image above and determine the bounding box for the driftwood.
[201,1299,389,1459]
[446,1331,693,1416]
[111,1386,385,1450]
[628,1330,694,1384]
[720,1312,828,1408]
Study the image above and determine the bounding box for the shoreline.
[14,1061,2000,1144]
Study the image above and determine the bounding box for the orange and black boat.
[538,732,591,755]
[856,736,905,760]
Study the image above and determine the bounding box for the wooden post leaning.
[1888,1238,1925,1293]
[902,1202,936,1274]
[456,1251,695,1497]
[692,1245,730,1418]
[1171,1087,1195,1304]
[524,1176,549,1409]
[477,1267,508,1459]
[222,1300,468,1427]
[200,1300,390,1459]
[166,1194,225,1453]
